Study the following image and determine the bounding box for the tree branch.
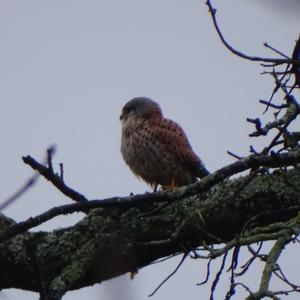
[1,166,300,297]
[205,0,297,65]
[0,150,298,243]
[22,155,88,203]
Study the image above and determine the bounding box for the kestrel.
[120,97,209,190]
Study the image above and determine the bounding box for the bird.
[120,97,209,190]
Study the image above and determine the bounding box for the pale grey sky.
[1,1,299,299]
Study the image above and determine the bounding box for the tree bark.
[1,168,300,298]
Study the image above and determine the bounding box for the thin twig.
[0,174,39,212]
[0,146,56,211]
[259,99,288,110]
[227,151,243,160]
[148,253,187,297]
[205,0,292,64]
[59,163,64,180]
[23,155,88,203]
[209,251,228,300]
[197,258,213,285]
[235,242,263,276]
[263,42,289,59]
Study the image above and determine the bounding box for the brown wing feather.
[149,117,209,180]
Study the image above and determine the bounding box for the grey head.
[120,97,162,121]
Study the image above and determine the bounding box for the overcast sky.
[1,1,300,299]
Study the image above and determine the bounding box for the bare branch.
[0,174,39,212]
[148,253,187,297]
[263,42,289,59]
[22,155,88,203]
[205,0,293,65]
[0,145,56,211]
[209,251,228,300]
[291,34,300,87]
[248,100,299,138]
[246,233,294,300]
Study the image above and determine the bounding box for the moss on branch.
[1,167,300,298]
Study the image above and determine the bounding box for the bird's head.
[120,97,162,123]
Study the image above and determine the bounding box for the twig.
[47,147,55,174]
[249,146,259,154]
[263,42,289,59]
[259,99,288,110]
[209,251,228,300]
[148,253,187,297]
[224,246,240,299]
[197,258,212,285]
[248,98,299,148]
[227,151,243,160]
[148,253,182,266]
[0,174,39,212]
[205,0,291,65]
[274,264,300,290]
[232,282,253,296]
[252,233,292,298]
[23,155,88,203]
[59,163,64,180]
[291,34,300,87]
[235,242,263,276]
[0,146,56,211]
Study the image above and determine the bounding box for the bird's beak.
[119,113,124,120]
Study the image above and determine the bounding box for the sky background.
[0,0,300,299]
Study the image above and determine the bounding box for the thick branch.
[1,167,300,298]
[7,150,299,244]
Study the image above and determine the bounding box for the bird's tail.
[196,162,210,178]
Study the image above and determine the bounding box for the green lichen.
[49,277,66,295]
[7,234,29,264]
[48,239,96,298]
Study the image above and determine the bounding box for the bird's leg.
[162,178,177,190]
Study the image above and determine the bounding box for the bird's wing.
[148,117,209,178]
